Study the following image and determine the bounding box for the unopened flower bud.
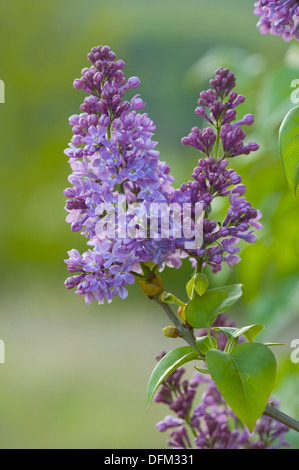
[162,326,179,338]
[139,273,163,298]
[128,76,140,89]
[131,94,145,109]
[73,79,82,89]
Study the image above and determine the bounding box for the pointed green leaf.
[225,337,239,354]
[233,324,264,342]
[147,346,200,409]
[214,324,264,342]
[195,335,217,355]
[186,276,195,299]
[212,326,237,340]
[186,273,209,298]
[185,284,243,329]
[279,105,299,195]
[159,292,185,307]
[194,365,211,375]
[206,343,277,432]
[194,273,209,296]
[159,292,176,304]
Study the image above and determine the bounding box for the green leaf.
[225,337,239,354]
[147,346,200,409]
[212,326,237,340]
[194,273,209,296]
[213,324,264,342]
[159,292,176,304]
[233,324,264,342]
[196,335,217,355]
[140,262,151,275]
[206,343,277,432]
[186,273,209,298]
[185,284,243,329]
[194,365,211,375]
[186,276,195,299]
[279,105,299,195]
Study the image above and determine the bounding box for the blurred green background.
[0,0,299,449]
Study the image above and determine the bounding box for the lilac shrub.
[178,67,261,273]
[64,46,299,446]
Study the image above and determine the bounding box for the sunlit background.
[0,0,299,449]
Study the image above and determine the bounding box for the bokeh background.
[0,0,299,449]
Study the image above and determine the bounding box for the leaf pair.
[148,282,277,432]
[186,272,209,298]
[214,323,264,352]
[147,341,276,432]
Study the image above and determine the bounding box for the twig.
[264,404,299,433]
[154,297,204,358]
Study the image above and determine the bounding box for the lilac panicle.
[64,52,262,303]
[179,68,261,273]
[181,68,258,159]
[64,45,179,305]
[254,0,299,41]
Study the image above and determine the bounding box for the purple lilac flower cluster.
[254,0,299,41]
[64,49,262,302]
[155,329,290,449]
[64,46,180,304]
[178,68,261,273]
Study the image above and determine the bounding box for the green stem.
[263,404,299,433]
[185,415,197,438]
[206,326,213,347]
[213,125,221,160]
[107,123,111,140]
[154,297,204,359]
[169,294,186,307]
